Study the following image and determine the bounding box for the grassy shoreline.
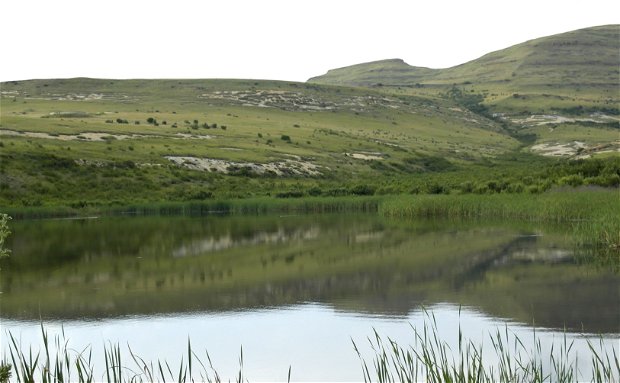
[379,190,620,266]
[379,190,620,222]
[1,196,382,219]
[2,189,618,265]
[3,188,618,219]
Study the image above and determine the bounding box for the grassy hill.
[308,25,619,114]
[0,26,618,209]
[1,77,528,207]
[309,25,620,159]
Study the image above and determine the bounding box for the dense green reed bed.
[379,190,619,223]
[380,190,620,268]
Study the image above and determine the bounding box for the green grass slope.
[308,25,619,114]
[0,74,617,209]
[1,77,526,207]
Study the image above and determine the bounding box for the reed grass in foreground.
[353,311,619,383]
[2,325,253,383]
[1,318,618,383]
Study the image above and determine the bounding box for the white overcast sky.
[1,0,618,82]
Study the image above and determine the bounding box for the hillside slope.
[432,24,619,89]
[308,25,619,112]
[308,25,620,158]
[1,78,522,207]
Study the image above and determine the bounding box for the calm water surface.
[1,213,618,381]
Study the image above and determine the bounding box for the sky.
[1,0,618,82]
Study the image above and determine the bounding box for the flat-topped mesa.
[308,58,437,87]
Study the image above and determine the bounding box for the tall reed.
[1,325,252,383]
[379,191,620,268]
[353,310,619,383]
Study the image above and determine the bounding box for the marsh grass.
[353,310,619,383]
[2,325,255,383]
[378,192,619,223]
[379,191,620,269]
[573,219,620,271]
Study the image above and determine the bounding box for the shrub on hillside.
[324,188,348,197]
[350,184,375,196]
[307,186,323,196]
[275,190,304,198]
[427,183,449,195]
[559,174,584,187]
[585,174,620,187]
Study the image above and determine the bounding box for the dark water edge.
[1,196,381,220]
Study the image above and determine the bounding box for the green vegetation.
[379,191,620,268]
[354,312,619,383]
[1,78,618,210]
[309,25,620,156]
[1,76,531,208]
[0,213,10,259]
[309,25,619,114]
[379,191,619,222]
[3,326,249,383]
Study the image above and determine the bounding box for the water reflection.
[1,214,618,333]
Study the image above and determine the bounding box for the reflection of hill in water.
[326,237,619,334]
[172,226,321,257]
[2,214,618,333]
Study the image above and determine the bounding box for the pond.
[1,213,618,381]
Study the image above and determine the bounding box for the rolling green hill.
[308,25,620,114]
[0,77,524,207]
[0,26,618,209]
[309,25,620,160]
